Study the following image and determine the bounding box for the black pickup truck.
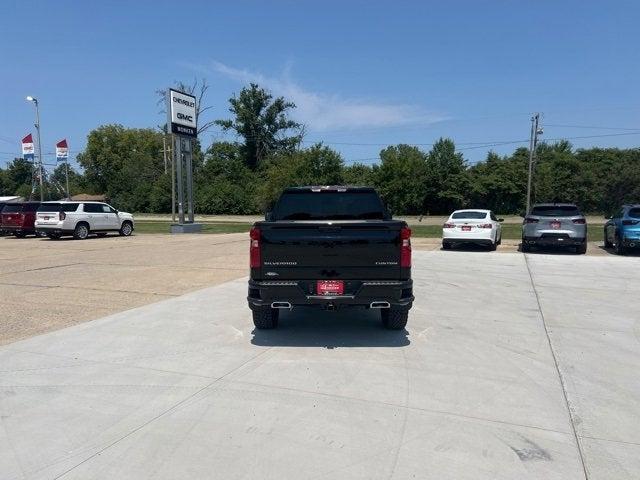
[247,186,414,330]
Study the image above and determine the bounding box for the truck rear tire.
[252,308,279,329]
[381,308,408,330]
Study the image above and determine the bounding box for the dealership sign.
[22,134,34,160]
[168,89,197,137]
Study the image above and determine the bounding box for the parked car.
[34,201,134,240]
[247,186,414,330]
[604,204,640,255]
[442,209,503,250]
[0,202,41,237]
[522,203,587,254]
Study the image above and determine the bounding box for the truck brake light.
[400,227,411,268]
[250,227,261,268]
[59,212,66,221]
[443,223,455,228]
[572,218,586,224]
[479,224,493,229]
[524,217,539,224]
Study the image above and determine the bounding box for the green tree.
[343,163,375,186]
[374,145,428,215]
[76,125,165,211]
[424,138,469,213]
[195,142,259,214]
[257,144,344,209]
[469,150,527,214]
[215,83,303,169]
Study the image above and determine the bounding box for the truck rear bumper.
[247,279,414,310]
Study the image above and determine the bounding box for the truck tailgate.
[259,222,403,280]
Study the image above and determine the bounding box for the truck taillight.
[400,227,411,268]
[250,227,261,268]
[479,224,493,229]
[622,220,639,226]
[524,217,539,224]
[572,218,586,224]
[443,223,455,228]
[59,212,66,221]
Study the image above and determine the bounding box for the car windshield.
[38,203,80,212]
[452,211,487,219]
[628,208,640,219]
[531,206,581,217]
[274,191,386,221]
[2,204,22,213]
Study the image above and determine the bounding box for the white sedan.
[442,209,503,250]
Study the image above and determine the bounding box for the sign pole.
[170,134,176,223]
[167,87,201,233]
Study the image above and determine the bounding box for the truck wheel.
[119,221,133,236]
[13,232,26,238]
[603,229,612,248]
[442,241,452,250]
[73,223,89,240]
[381,308,408,330]
[47,232,62,240]
[521,240,530,253]
[252,308,279,329]
[576,242,587,255]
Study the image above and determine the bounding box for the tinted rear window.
[531,206,581,217]
[2,204,22,213]
[628,208,640,219]
[23,203,40,212]
[452,211,487,219]
[273,191,386,221]
[38,203,80,212]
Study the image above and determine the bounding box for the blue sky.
[2,0,640,170]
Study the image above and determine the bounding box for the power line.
[545,123,640,131]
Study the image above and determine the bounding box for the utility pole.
[526,113,543,215]
[26,96,44,201]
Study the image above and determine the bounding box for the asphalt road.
[1,250,638,479]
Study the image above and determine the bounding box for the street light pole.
[526,113,542,215]
[26,96,44,201]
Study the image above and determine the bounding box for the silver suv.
[522,203,587,254]
[34,201,135,240]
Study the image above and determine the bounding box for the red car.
[1,202,41,237]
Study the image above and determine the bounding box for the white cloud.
[206,61,444,132]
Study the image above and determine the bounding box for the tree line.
[1,83,639,215]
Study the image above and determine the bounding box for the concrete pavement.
[0,251,638,479]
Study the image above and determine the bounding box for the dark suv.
[522,203,587,254]
[0,202,41,237]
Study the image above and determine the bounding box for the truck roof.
[283,186,376,193]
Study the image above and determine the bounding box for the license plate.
[550,221,561,229]
[317,280,344,295]
[462,226,472,231]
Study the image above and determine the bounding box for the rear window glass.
[531,206,581,217]
[2,204,22,213]
[628,208,640,219]
[452,211,487,219]
[38,203,80,212]
[274,191,386,221]
[23,203,40,212]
